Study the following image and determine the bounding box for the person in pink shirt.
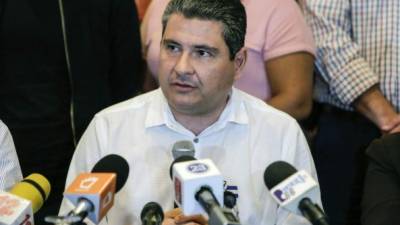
[141,0,315,120]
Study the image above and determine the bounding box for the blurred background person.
[141,0,315,120]
[135,0,152,22]
[362,133,400,225]
[301,1,400,224]
[0,119,23,191]
[0,0,143,223]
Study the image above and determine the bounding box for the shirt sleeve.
[263,0,316,61]
[302,0,379,106]
[0,120,23,191]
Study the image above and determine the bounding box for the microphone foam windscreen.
[140,202,164,222]
[172,140,195,159]
[10,173,51,213]
[91,154,130,192]
[264,161,297,189]
[169,155,196,179]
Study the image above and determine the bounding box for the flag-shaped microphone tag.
[64,173,116,223]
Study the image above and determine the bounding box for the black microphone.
[172,140,195,159]
[140,202,164,225]
[264,161,329,225]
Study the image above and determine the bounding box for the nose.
[174,52,195,76]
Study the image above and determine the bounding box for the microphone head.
[169,155,196,179]
[91,154,129,192]
[10,173,51,213]
[264,161,297,190]
[172,140,195,159]
[140,202,164,224]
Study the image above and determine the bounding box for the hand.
[379,114,400,134]
[162,208,208,225]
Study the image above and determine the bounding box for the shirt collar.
[144,88,249,130]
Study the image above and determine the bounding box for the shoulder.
[233,89,298,130]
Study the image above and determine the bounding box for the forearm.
[353,85,400,133]
[267,94,312,120]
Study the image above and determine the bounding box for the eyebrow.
[162,39,219,54]
[193,45,219,55]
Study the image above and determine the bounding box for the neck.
[171,98,229,136]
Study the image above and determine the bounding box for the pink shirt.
[142,0,315,100]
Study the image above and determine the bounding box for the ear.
[233,47,247,80]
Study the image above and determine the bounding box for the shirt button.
[193,138,199,143]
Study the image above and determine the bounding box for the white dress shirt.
[0,120,23,191]
[60,88,320,225]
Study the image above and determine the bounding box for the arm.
[302,1,399,131]
[266,52,314,120]
[259,0,315,120]
[109,0,144,102]
[353,86,400,133]
[0,120,23,191]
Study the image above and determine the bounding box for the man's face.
[158,14,245,116]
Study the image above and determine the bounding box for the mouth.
[171,81,196,91]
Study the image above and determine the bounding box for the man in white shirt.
[60,0,321,224]
[0,120,23,191]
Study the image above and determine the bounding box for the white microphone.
[0,173,51,225]
[264,161,329,225]
[49,154,129,224]
[171,156,240,225]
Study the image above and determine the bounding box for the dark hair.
[162,0,247,60]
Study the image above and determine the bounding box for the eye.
[165,43,181,53]
[194,49,213,58]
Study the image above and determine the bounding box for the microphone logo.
[0,195,20,216]
[272,173,308,203]
[187,163,209,173]
[79,177,99,190]
[102,192,113,209]
[20,214,32,225]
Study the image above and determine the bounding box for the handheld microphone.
[62,154,129,224]
[263,161,329,225]
[140,202,164,225]
[171,140,195,159]
[171,156,240,225]
[0,173,51,225]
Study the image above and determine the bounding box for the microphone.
[171,140,195,159]
[62,154,129,224]
[171,156,240,225]
[263,161,329,225]
[0,173,51,225]
[140,202,164,225]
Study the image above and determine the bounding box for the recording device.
[171,156,240,225]
[48,154,129,224]
[140,202,164,225]
[263,161,329,225]
[0,173,51,225]
[171,140,195,159]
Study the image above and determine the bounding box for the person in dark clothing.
[362,133,400,225]
[0,0,143,223]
